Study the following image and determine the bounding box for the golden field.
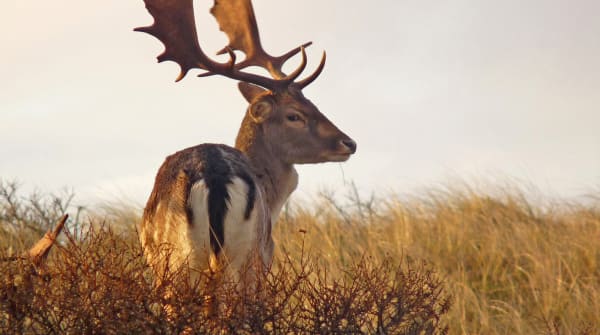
[1,181,598,334]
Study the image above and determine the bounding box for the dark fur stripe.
[203,147,231,256]
[206,175,230,256]
[238,171,256,220]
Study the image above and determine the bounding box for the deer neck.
[235,117,298,223]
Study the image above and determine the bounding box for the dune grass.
[1,181,599,334]
[276,185,599,334]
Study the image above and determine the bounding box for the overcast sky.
[1,0,599,206]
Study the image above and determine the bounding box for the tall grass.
[1,181,599,334]
[274,184,599,334]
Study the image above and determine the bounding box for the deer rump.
[140,144,272,281]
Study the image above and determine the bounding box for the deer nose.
[340,139,357,154]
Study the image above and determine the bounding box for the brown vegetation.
[1,182,449,334]
[1,181,599,334]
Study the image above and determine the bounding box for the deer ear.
[238,82,268,103]
[249,101,273,123]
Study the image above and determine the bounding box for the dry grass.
[1,180,599,334]
[274,184,599,335]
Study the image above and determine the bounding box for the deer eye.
[286,114,302,122]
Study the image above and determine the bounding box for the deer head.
[136,0,356,164]
[236,82,356,165]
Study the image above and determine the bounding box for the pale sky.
[1,0,599,206]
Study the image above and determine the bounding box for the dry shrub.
[0,182,449,334]
[0,181,74,237]
[0,225,449,334]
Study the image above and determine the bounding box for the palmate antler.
[135,0,325,91]
[211,0,312,78]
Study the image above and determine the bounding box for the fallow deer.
[136,0,356,290]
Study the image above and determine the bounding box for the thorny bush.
[1,226,450,334]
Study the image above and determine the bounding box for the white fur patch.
[187,180,212,270]
[187,177,260,277]
[221,177,259,277]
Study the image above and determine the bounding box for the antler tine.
[268,41,313,78]
[296,51,326,89]
[280,46,308,83]
[197,47,237,78]
[275,42,313,68]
